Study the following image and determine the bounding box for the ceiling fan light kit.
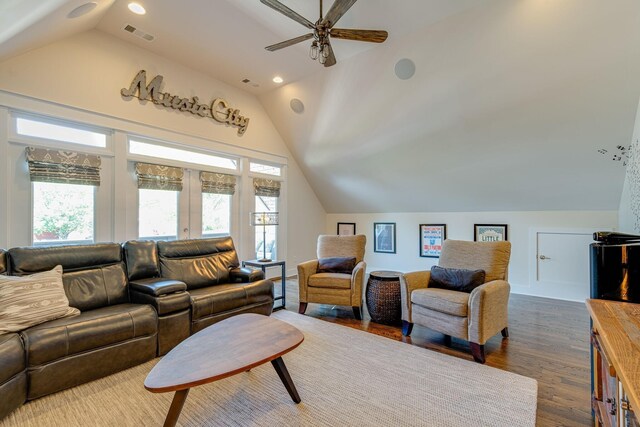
[261,0,388,67]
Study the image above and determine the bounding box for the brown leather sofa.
[0,250,27,420]
[0,236,273,419]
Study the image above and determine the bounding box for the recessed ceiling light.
[128,2,146,15]
[272,76,284,84]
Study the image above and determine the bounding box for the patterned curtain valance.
[135,162,184,191]
[253,178,281,198]
[200,172,236,195]
[25,147,101,186]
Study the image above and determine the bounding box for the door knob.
[539,255,550,260]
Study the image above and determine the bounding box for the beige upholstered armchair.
[400,240,511,363]
[297,235,366,320]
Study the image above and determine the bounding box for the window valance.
[200,172,236,195]
[253,178,281,197]
[25,147,101,186]
[135,162,184,191]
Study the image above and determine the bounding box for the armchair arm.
[350,261,366,307]
[468,280,510,345]
[230,267,264,283]
[297,259,319,303]
[129,278,187,296]
[400,271,430,322]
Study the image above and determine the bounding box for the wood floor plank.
[283,278,591,426]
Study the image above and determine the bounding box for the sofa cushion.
[317,257,356,274]
[428,266,486,293]
[188,281,273,321]
[411,288,469,317]
[123,240,159,280]
[157,237,240,290]
[308,273,352,289]
[0,333,25,384]
[9,243,129,311]
[21,304,157,367]
[0,266,80,334]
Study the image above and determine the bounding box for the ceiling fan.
[260,0,388,67]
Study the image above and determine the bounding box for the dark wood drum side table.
[366,270,402,325]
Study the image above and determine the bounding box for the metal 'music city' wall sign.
[121,70,249,136]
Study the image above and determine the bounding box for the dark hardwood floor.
[279,278,591,427]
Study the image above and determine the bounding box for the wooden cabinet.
[587,300,640,427]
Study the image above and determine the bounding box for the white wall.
[0,30,326,271]
[327,210,617,300]
[619,96,640,233]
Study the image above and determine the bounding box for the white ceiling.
[1,0,640,213]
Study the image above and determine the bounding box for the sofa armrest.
[297,259,319,303]
[400,271,430,322]
[129,278,187,296]
[129,278,190,316]
[230,267,264,283]
[350,261,366,307]
[468,280,510,345]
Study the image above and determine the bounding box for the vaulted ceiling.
[2,0,640,213]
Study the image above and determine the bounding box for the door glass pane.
[255,196,277,260]
[33,182,94,244]
[139,189,178,240]
[202,193,231,236]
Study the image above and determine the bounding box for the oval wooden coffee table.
[145,313,304,427]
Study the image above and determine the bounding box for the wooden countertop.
[586,299,640,414]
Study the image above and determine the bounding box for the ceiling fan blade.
[321,0,358,28]
[330,28,388,43]
[260,0,314,29]
[323,42,337,67]
[265,33,314,51]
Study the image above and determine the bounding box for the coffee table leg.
[163,389,190,427]
[271,356,301,403]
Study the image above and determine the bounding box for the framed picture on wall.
[374,222,396,253]
[474,224,508,242]
[337,222,356,236]
[420,224,446,258]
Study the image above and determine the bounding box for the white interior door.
[529,229,597,302]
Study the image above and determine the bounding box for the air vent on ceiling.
[123,24,154,42]
[241,78,259,88]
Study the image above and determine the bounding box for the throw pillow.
[0,265,80,334]
[428,265,486,293]
[317,257,357,274]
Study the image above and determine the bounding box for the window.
[32,182,94,244]
[250,162,281,176]
[255,195,278,260]
[139,189,178,240]
[17,117,107,148]
[202,193,231,236]
[129,139,237,170]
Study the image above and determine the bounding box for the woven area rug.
[1,310,537,426]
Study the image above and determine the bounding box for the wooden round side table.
[366,271,402,325]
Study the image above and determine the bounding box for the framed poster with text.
[420,224,446,258]
[474,224,508,242]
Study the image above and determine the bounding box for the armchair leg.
[401,321,413,336]
[352,306,362,320]
[501,327,509,338]
[443,335,452,347]
[298,302,308,315]
[470,343,485,364]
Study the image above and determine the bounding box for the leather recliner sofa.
[0,236,274,420]
[0,249,27,420]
